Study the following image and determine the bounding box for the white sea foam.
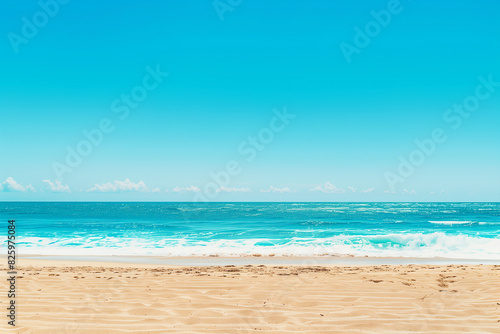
[429,221,474,225]
[18,232,500,260]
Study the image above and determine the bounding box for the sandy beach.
[1,258,499,333]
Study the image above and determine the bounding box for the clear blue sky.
[1,0,499,201]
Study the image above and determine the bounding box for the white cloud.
[43,179,71,193]
[0,177,36,192]
[171,186,249,193]
[25,184,36,192]
[309,182,345,194]
[403,189,416,194]
[360,188,375,193]
[151,187,161,193]
[260,186,292,193]
[347,186,356,193]
[216,186,250,193]
[87,179,147,193]
[172,186,201,193]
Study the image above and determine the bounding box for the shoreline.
[12,254,500,266]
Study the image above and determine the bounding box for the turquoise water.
[1,202,499,259]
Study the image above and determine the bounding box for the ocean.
[1,202,499,259]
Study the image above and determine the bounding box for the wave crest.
[18,232,500,259]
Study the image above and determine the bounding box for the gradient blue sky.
[1,0,499,201]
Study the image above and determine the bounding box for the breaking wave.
[18,232,500,259]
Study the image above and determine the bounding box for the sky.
[1,0,499,201]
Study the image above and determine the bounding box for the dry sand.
[1,259,500,333]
